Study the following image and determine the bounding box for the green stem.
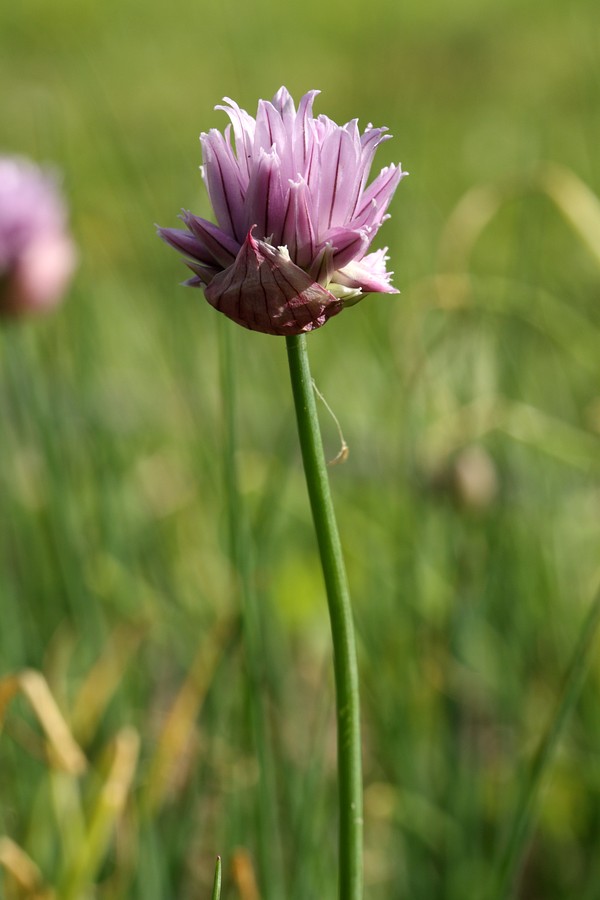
[285,333,363,900]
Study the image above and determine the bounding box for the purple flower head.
[0,156,76,317]
[158,87,407,336]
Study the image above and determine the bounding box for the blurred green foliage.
[1,0,600,897]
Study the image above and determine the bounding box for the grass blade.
[211,856,222,900]
[491,584,600,899]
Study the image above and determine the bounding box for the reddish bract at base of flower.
[205,229,344,335]
[158,87,407,336]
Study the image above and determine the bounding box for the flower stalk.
[285,332,363,900]
[158,86,404,899]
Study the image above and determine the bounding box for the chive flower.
[158,87,406,336]
[0,156,76,317]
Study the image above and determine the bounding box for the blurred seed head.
[431,445,499,513]
[453,445,499,511]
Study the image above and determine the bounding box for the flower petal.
[271,87,296,130]
[184,260,221,286]
[353,164,406,230]
[333,248,398,294]
[293,90,320,176]
[319,226,369,271]
[200,129,246,241]
[316,126,360,234]
[215,97,256,183]
[157,226,214,265]
[244,147,286,244]
[309,242,334,286]
[281,176,316,270]
[181,211,239,267]
[357,127,391,192]
[204,229,344,336]
[253,100,293,179]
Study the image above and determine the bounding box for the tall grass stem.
[492,585,600,899]
[218,320,285,899]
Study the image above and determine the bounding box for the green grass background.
[1,0,600,897]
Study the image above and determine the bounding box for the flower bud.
[0,156,76,317]
[159,88,407,335]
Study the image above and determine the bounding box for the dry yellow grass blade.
[0,836,55,899]
[437,182,507,275]
[437,163,600,277]
[143,620,230,815]
[419,394,600,474]
[231,848,261,900]
[0,670,86,775]
[58,726,140,900]
[70,625,144,744]
[536,162,600,269]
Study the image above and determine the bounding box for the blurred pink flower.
[159,87,407,336]
[0,156,76,317]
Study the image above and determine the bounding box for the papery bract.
[0,156,76,317]
[158,87,407,336]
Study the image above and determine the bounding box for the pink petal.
[215,98,256,183]
[271,87,296,130]
[281,176,316,270]
[316,127,360,233]
[319,226,369,271]
[157,226,214,265]
[358,127,391,184]
[204,229,343,336]
[244,147,286,244]
[314,114,338,143]
[334,248,398,294]
[181,211,239,267]
[200,129,246,241]
[254,101,292,179]
[304,137,321,211]
[293,90,320,175]
[353,164,406,230]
